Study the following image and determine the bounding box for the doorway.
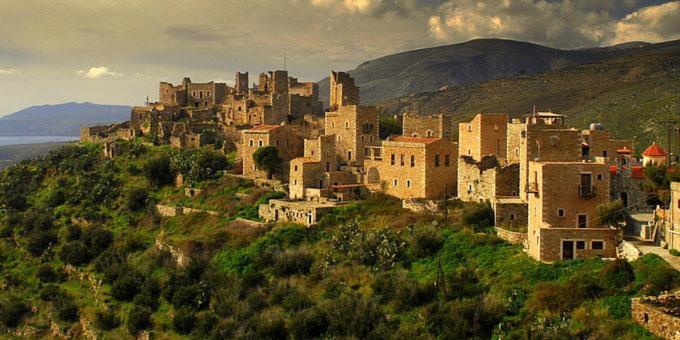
[562,240,574,260]
[620,192,628,207]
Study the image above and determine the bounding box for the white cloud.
[612,1,680,44]
[76,66,123,79]
[0,68,20,75]
[427,0,680,48]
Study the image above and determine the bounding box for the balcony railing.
[525,182,539,193]
[579,185,597,197]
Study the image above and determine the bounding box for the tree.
[596,200,627,228]
[143,155,174,187]
[252,146,282,179]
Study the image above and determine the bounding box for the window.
[509,213,516,220]
[576,241,585,249]
[410,155,415,167]
[338,136,342,141]
[393,179,398,187]
[434,154,440,167]
[391,154,395,165]
[467,184,473,193]
[406,179,412,188]
[602,150,608,157]
[248,139,254,147]
[345,121,349,128]
[293,179,297,185]
[467,149,471,155]
[199,91,203,98]
[515,148,519,155]
[326,151,330,157]
[467,124,472,132]
[364,148,370,156]
[311,150,315,155]
[558,209,565,217]
[347,151,352,160]
[426,130,433,137]
[597,173,603,180]
[331,122,336,128]
[400,154,404,166]
[577,214,587,228]
[361,135,365,142]
[294,165,298,171]
[258,140,263,147]
[591,241,604,250]
[445,154,450,167]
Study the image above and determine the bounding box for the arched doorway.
[620,192,628,207]
[367,167,380,184]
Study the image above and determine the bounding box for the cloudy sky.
[0,0,678,115]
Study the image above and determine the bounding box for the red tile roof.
[248,124,281,131]
[642,142,667,157]
[630,166,645,179]
[610,165,618,176]
[390,136,441,144]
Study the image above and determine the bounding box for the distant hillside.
[377,47,680,151]
[0,102,131,136]
[0,142,72,169]
[318,38,680,106]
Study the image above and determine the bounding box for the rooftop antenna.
[145,92,149,106]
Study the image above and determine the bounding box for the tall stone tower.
[235,72,249,95]
[329,71,360,110]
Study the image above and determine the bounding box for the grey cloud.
[164,25,227,42]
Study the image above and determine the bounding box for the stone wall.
[403,113,453,141]
[402,199,443,214]
[458,113,508,162]
[495,227,528,246]
[493,198,527,229]
[631,292,680,339]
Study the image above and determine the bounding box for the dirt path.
[628,239,680,271]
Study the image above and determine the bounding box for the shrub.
[64,225,81,242]
[670,249,680,257]
[26,229,57,256]
[127,305,152,335]
[126,188,149,212]
[39,284,64,301]
[272,249,314,277]
[461,202,494,230]
[290,307,329,339]
[37,264,61,283]
[596,200,627,228]
[111,271,143,301]
[82,226,113,254]
[143,155,174,187]
[324,292,385,338]
[252,146,282,179]
[59,241,92,266]
[446,267,485,300]
[644,266,680,295]
[54,296,79,322]
[410,226,444,258]
[598,259,635,289]
[0,299,28,327]
[95,309,121,330]
[254,311,287,340]
[193,311,218,337]
[172,308,197,334]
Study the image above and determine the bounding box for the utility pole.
[660,121,678,165]
[435,184,448,304]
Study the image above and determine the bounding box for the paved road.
[628,239,680,271]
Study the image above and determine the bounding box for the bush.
[26,229,57,256]
[254,311,287,340]
[324,292,385,338]
[143,155,174,187]
[95,309,121,330]
[670,249,680,257]
[127,305,151,335]
[644,266,680,295]
[172,308,197,334]
[596,200,627,227]
[410,226,444,258]
[82,226,113,254]
[59,241,92,266]
[111,271,143,301]
[126,188,149,212]
[0,299,28,327]
[252,146,282,179]
[272,249,314,277]
[446,267,485,300]
[290,307,328,339]
[598,259,635,289]
[54,296,79,322]
[461,202,494,230]
[37,264,61,283]
[39,284,64,301]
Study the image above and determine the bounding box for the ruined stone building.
[160,77,228,108]
[239,124,306,180]
[329,71,359,110]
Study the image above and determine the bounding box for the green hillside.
[0,141,675,338]
[378,48,680,152]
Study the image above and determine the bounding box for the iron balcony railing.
[579,184,597,197]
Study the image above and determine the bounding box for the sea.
[0,136,79,146]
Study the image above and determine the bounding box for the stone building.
[289,135,351,200]
[402,113,454,141]
[259,199,349,226]
[159,77,228,107]
[581,125,633,161]
[324,105,379,166]
[329,71,359,110]
[240,124,306,180]
[363,136,457,199]
[666,182,680,251]
[526,161,620,261]
[458,113,508,162]
[289,77,322,117]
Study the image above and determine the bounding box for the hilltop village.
[82,70,679,266]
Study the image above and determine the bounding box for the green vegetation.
[0,140,675,338]
[252,146,282,179]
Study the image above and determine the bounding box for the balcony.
[578,185,597,197]
[525,182,539,193]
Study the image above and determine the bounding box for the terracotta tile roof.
[642,142,667,157]
[610,165,618,176]
[248,124,282,131]
[390,136,441,144]
[630,166,645,178]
